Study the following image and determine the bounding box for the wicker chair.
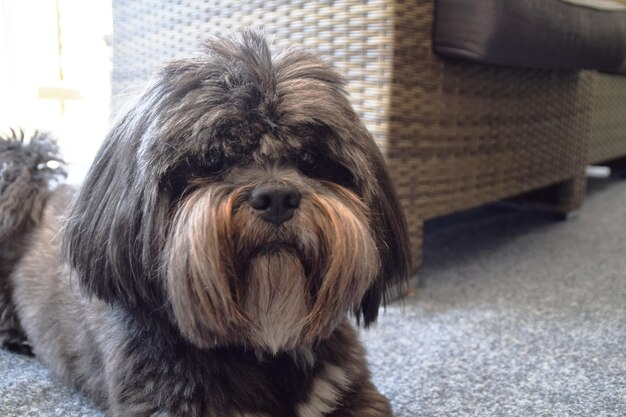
[111,0,592,272]
[589,73,626,166]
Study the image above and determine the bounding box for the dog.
[0,32,410,417]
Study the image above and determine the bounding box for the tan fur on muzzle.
[166,180,380,351]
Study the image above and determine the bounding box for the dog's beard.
[243,250,310,353]
[165,179,380,351]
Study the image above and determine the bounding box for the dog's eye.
[298,151,318,172]
[202,154,225,175]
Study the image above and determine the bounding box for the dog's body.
[12,189,391,416]
[0,33,409,417]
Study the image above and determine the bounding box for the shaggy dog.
[0,32,410,417]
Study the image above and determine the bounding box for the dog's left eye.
[202,154,225,175]
[298,151,318,172]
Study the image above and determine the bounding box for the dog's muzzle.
[249,183,301,225]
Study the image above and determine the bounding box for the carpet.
[1,177,625,416]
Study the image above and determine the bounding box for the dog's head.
[63,32,410,352]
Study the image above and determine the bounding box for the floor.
[363,177,626,416]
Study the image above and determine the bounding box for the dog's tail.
[0,128,66,243]
[0,129,65,355]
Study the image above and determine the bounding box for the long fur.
[0,130,65,354]
[1,32,410,417]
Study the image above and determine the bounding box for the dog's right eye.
[202,154,225,175]
[163,154,227,199]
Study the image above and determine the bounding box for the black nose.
[249,184,301,225]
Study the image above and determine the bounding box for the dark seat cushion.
[433,0,626,73]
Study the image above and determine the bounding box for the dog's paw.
[0,329,33,356]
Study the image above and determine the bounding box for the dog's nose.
[249,184,301,225]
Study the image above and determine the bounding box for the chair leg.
[553,170,587,214]
[401,221,423,293]
[540,171,586,221]
[409,222,423,275]
[516,171,587,220]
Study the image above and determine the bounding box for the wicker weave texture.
[384,1,590,264]
[112,0,393,141]
[112,0,592,269]
[589,73,626,164]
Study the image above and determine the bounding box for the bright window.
[0,0,112,183]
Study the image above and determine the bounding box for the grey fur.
[0,129,65,355]
[1,32,410,416]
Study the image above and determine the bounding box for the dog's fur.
[0,32,410,417]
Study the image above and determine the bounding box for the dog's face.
[64,32,410,352]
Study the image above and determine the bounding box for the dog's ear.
[356,137,412,327]
[62,111,168,310]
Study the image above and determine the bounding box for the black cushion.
[433,0,626,73]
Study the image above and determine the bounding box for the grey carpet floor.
[1,177,625,416]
